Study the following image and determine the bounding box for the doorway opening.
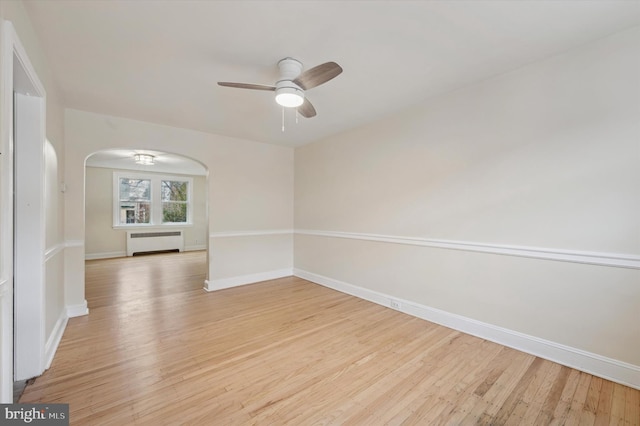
[84,149,209,308]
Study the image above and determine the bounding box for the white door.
[13,92,45,381]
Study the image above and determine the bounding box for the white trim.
[8,27,47,97]
[184,245,207,252]
[44,242,65,263]
[295,229,640,270]
[113,223,192,230]
[0,277,10,404]
[85,251,127,260]
[294,268,640,390]
[65,240,84,248]
[210,229,294,238]
[204,268,293,292]
[0,279,8,297]
[44,311,68,370]
[0,19,15,403]
[6,20,48,384]
[66,301,89,318]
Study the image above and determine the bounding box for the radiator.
[126,230,184,256]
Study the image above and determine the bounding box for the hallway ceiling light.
[134,154,155,165]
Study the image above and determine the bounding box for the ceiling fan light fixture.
[134,154,155,165]
[275,86,304,108]
[217,58,341,118]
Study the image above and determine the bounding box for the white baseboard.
[66,301,89,318]
[44,311,68,370]
[204,268,293,292]
[184,245,207,252]
[294,268,640,390]
[85,251,126,260]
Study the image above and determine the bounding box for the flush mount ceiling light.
[275,83,304,108]
[134,154,155,165]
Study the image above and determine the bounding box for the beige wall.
[65,109,294,305]
[295,26,640,370]
[85,166,208,257]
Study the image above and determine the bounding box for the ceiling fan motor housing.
[277,57,303,80]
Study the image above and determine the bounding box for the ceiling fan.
[218,58,343,118]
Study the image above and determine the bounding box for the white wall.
[294,26,640,386]
[85,166,208,258]
[65,109,294,305]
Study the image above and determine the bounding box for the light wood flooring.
[21,251,639,425]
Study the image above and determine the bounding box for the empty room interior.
[0,0,638,424]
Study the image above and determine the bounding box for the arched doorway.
[83,149,209,303]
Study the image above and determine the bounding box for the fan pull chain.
[282,107,285,132]
[296,109,299,124]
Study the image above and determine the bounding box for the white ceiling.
[24,0,640,147]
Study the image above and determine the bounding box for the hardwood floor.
[21,251,639,425]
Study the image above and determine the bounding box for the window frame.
[113,172,193,229]
[116,176,152,226]
[160,179,190,225]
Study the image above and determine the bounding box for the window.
[114,172,192,227]
[161,180,188,223]
[118,178,151,224]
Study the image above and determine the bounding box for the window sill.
[113,223,193,230]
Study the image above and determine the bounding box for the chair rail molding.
[295,229,640,270]
[44,242,66,262]
[209,229,294,238]
[65,240,85,249]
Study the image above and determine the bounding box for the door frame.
[0,20,47,402]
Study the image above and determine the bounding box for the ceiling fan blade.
[298,98,317,118]
[293,62,343,90]
[217,82,276,91]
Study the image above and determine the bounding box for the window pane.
[161,180,188,202]
[115,175,191,226]
[120,178,151,201]
[119,202,151,224]
[162,202,187,223]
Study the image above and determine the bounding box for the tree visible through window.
[119,178,151,224]
[162,180,188,223]
[114,172,192,227]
